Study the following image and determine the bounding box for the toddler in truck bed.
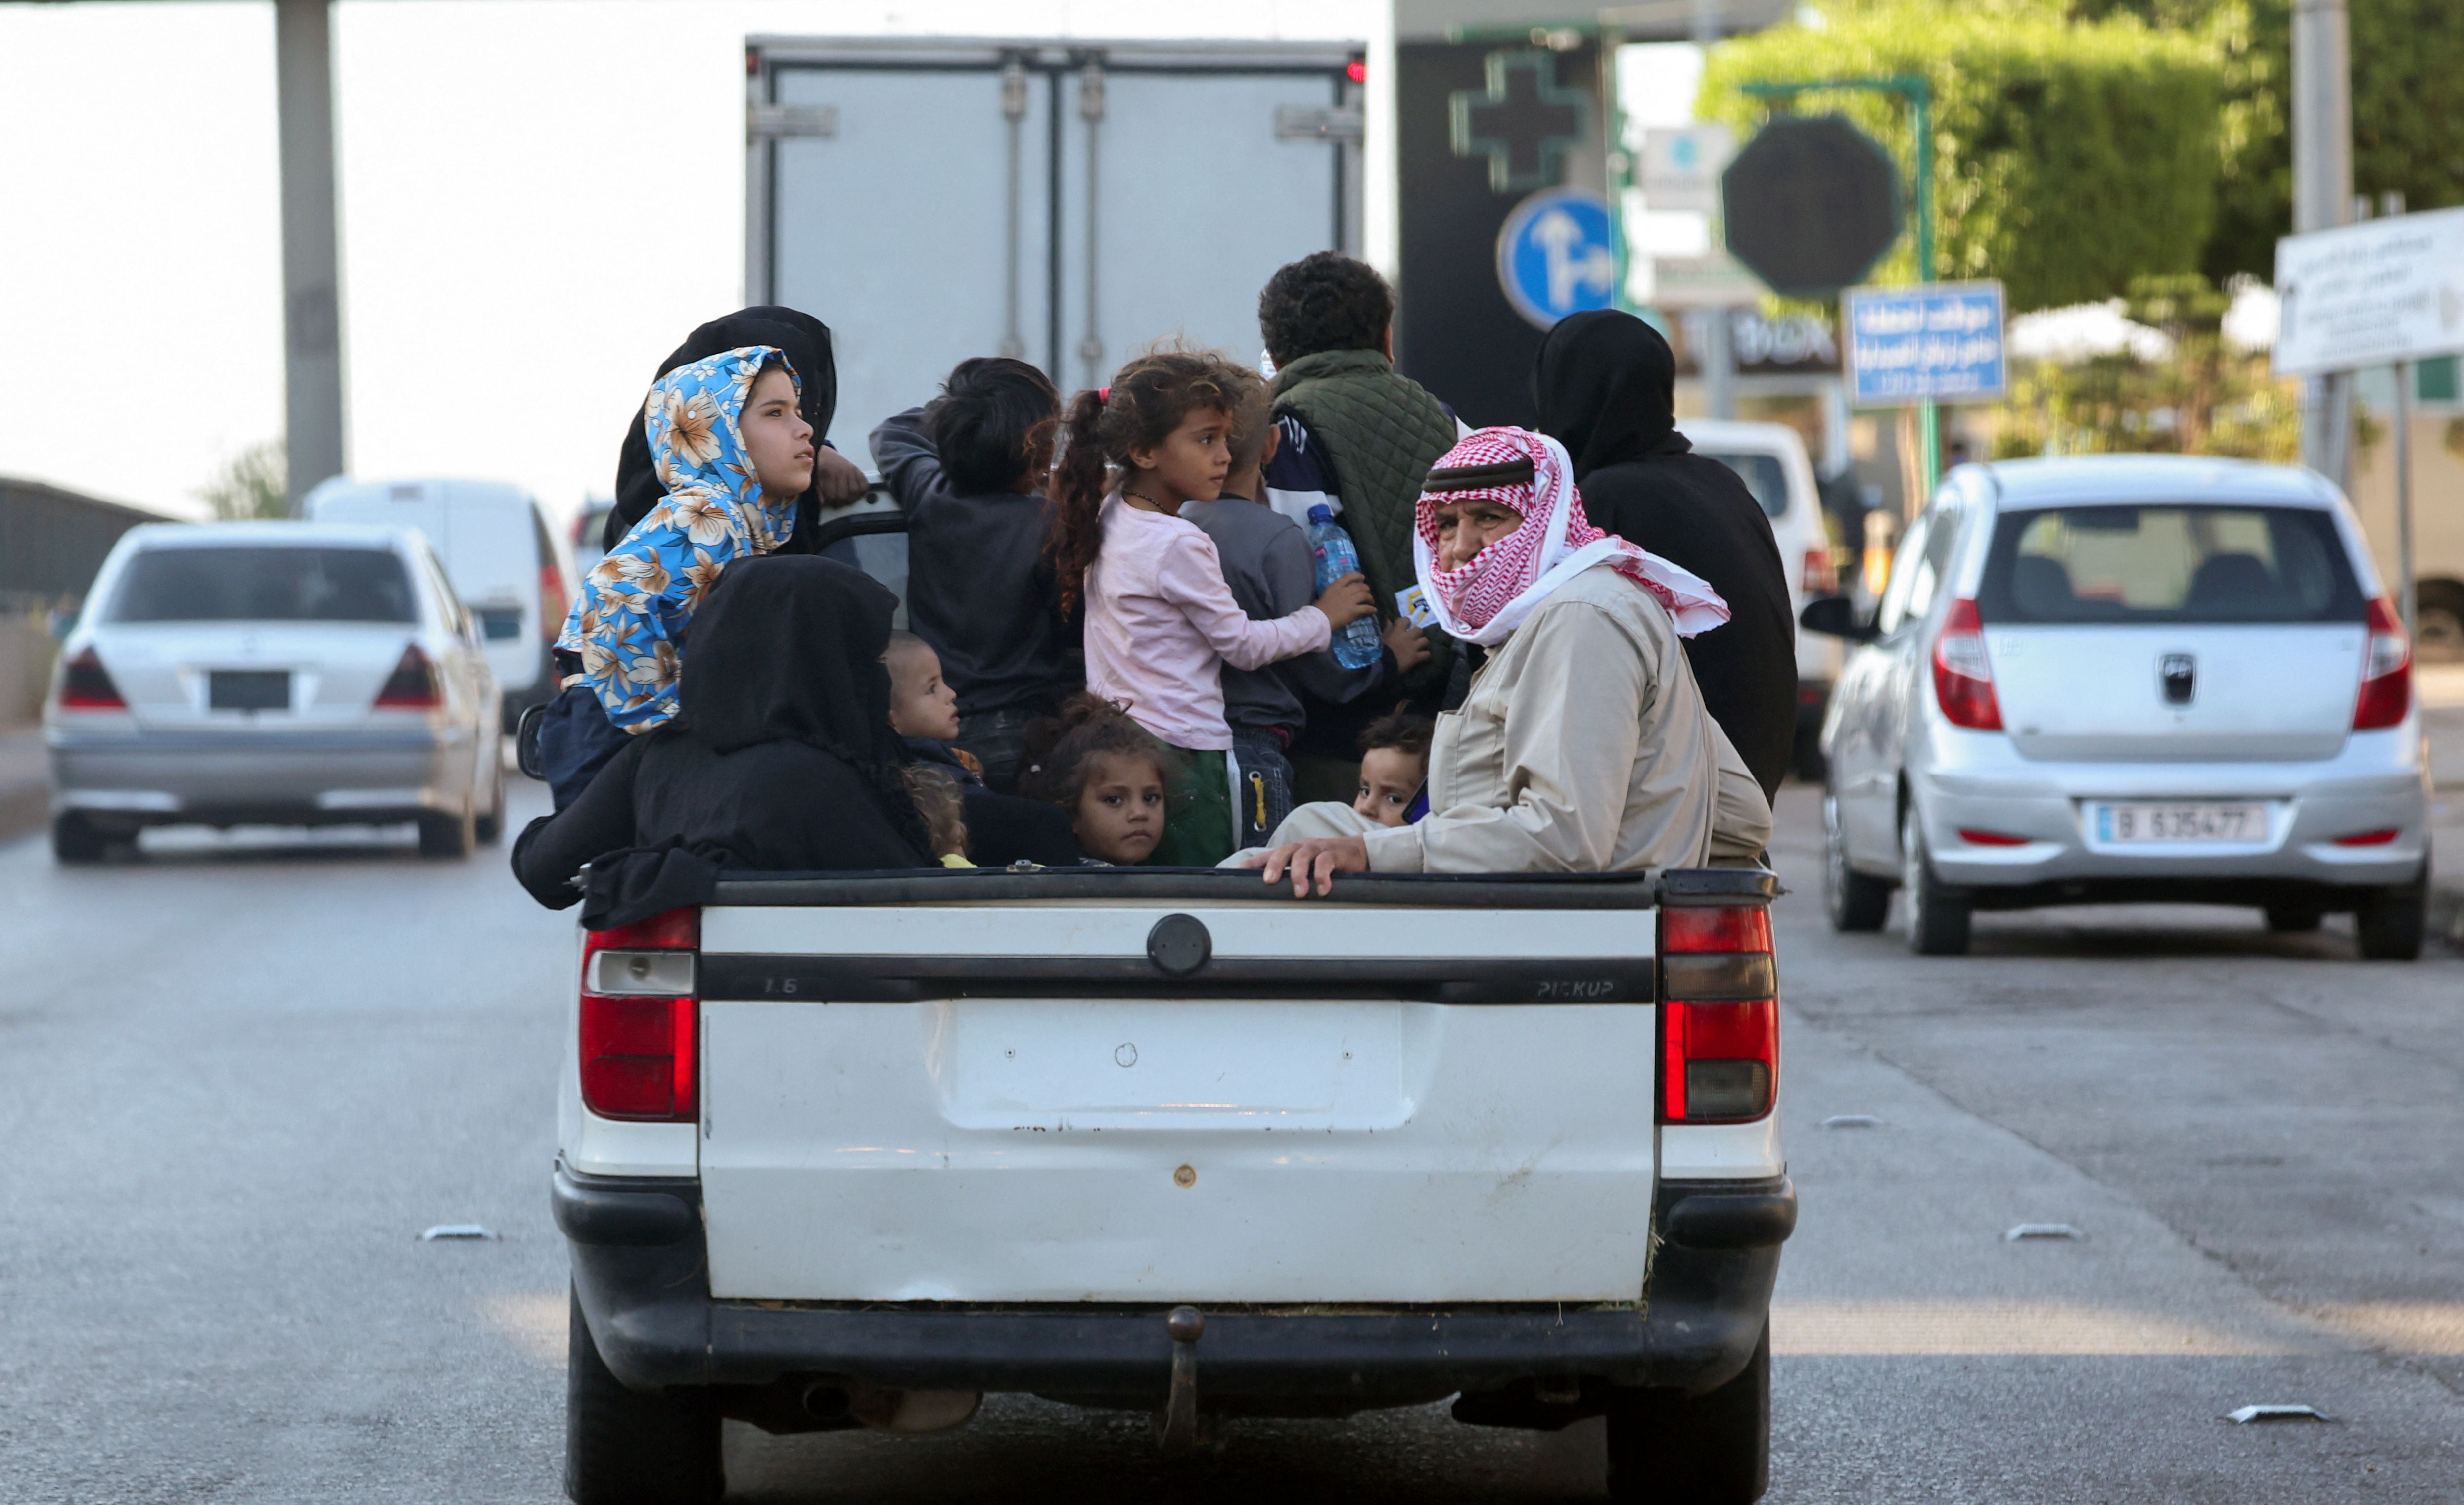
[1353,712,1433,827]
[1019,695,1185,867]
[871,357,1077,792]
[886,631,981,784]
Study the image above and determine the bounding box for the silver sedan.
[46,522,503,861]
[1806,456,2428,958]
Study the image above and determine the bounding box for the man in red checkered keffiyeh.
[1414,426,1729,648]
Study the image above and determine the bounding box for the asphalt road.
[0,778,2457,1503]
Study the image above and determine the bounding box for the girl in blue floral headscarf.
[557,345,813,740]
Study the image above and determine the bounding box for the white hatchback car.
[46,522,503,862]
[1807,456,2427,958]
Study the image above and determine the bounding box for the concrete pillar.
[275,0,345,510]
[2290,0,2352,485]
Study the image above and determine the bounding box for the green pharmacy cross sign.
[1450,50,1594,195]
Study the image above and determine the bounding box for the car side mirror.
[1799,594,1878,643]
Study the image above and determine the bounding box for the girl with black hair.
[1047,349,1377,865]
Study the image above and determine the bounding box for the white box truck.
[744,35,1367,449]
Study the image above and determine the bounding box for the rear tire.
[2263,903,2324,934]
[2356,870,2427,961]
[1605,1321,1770,1505]
[1824,793,1890,932]
[1901,806,1972,956]
[51,812,107,865]
[417,806,474,859]
[566,1291,722,1505]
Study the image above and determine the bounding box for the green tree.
[199,439,288,521]
[2050,0,2460,282]
[1700,3,2223,312]
[1989,273,2302,460]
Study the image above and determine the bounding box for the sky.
[0,0,1377,525]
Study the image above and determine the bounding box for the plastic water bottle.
[1306,505,1383,670]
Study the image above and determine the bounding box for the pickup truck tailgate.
[695,895,1659,1304]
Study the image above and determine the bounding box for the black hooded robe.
[602,306,844,557]
[513,556,933,926]
[1533,310,1799,804]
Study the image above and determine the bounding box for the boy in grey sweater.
[1181,378,1428,848]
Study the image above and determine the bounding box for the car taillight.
[539,562,569,646]
[373,644,441,709]
[579,907,699,1122]
[2352,596,2411,731]
[1801,547,1838,596]
[1931,598,2002,731]
[56,647,126,710]
[1658,903,1777,1124]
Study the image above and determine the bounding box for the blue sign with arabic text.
[1844,281,2007,405]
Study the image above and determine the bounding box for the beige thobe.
[1265,563,1771,872]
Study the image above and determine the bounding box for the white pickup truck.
[551,864,1794,1504]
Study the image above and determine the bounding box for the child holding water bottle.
[1180,371,1421,848]
[1048,349,1377,865]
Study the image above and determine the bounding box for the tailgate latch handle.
[1147,914,1212,979]
[1157,1305,1205,1454]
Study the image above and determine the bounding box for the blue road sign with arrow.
[1496,187,1616,330]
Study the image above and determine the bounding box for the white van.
[1682,420,1845,778]
[306,478,573,729]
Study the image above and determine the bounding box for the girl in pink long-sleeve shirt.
[1049,352,1376,865]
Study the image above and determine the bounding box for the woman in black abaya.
[513,556,934,925]
[1532,309,1799,803]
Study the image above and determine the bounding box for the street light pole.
[2290,0,2353,486]
[274,0,345,511]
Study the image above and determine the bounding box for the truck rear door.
[747,37,1363,449]
[694,880,1660,1305]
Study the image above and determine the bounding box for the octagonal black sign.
[1720,116,1901,298]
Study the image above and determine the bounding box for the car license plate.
[2092,802,2266,844]
[208,670,291,712]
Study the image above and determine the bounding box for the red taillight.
[579,907,699,1122]
[539,562,569,646]
[1657,903,1777,1124]
[56,647,126,710]
[1346,58,1366,83]
[1661,905,1773,954]
[1931,598,2002,731]
[1801,547,1838,596]
[2352,596,2411,731]
[373,644,441,709]
[2332,828,2400,847]
[1957,828,2030,847]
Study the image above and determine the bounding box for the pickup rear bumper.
[556,1164,1792,1412]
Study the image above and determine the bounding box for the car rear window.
[109,546,418,624]
[1977,505,2363,625]
[1701,452,1789,520]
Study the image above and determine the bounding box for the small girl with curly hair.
[1048,350,1375,864]
[1018,695,1187,866]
